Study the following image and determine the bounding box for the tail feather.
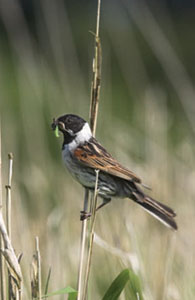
[132,192,177,230]
[145,196,176,218]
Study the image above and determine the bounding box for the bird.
[51,114,177,230]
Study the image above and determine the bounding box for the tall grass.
[0,1,195,299]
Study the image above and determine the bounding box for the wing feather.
[73,138,141,183]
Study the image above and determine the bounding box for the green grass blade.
[102,269,143,300]
[44,267,51,295]
[126,269,143,300]
[68,292,78,300]
[42,286,77,298]
[102,269,131,300]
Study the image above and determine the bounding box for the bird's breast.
[62,146,95,188]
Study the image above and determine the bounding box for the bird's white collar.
[67,122,92,151]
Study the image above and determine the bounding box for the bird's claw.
[80,210,91,221]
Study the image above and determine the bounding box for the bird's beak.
[51,118,57,130]
[51,118,68,137]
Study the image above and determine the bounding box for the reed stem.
[77,189,89,300]
[77,0,102,299]
[36,237,42,300]
[6,153,13,240]
[82,170,99,300]
[0,121,6,300]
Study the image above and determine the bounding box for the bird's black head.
[51,114,87,145]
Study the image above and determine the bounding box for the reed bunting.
[51,114,177,230]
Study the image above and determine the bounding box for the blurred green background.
[0,0,195,299]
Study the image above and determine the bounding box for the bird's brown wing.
[73,138,141,183]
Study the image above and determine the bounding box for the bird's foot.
[80,210,91,221]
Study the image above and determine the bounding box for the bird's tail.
[132,191,177,230]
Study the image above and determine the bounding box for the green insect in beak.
[55,125,60,138]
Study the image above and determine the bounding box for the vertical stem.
[44,267,51,296]
[82,171,99,300]
[78,0,102,299]
[18,288,22,300]
[0,121,6,300]
[6,153,13,241]
[89,0,102,136]
[77,189,89,300]
[95,0,101,37]
[35,237,41,300]
[6,153,13,300]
